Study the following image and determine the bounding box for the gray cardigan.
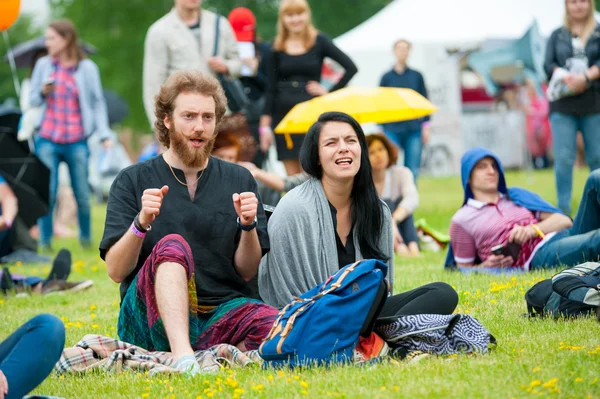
[259,178,395,308]
[29,56,112,141]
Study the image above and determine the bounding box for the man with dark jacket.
[380,39,430,180]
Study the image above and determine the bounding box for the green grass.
[2,168,599,399]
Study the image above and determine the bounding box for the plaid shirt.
[39,60,84,144]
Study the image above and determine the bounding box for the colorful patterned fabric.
[118,234,278,352]
[55,334,262,375]
[39,59,84,144]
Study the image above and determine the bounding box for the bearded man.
[100,70,278,375]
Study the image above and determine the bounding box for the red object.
[228,7,256,42]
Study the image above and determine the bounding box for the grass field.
[2,167,599,399]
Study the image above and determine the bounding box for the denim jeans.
[35,137,91,246]
[384,129,422,179]
[531,169,600,269]
[0,314,65,399]
[0,205,10,258]
[549,112,600,215]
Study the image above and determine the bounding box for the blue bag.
[258,259,388,368]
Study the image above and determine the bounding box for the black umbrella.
[0,132,50,228]
[2,37,97,68]
[0,106,22,136]
[103,89,129,126]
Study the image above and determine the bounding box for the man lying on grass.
[99,70,278,376]
[447,147,600,271]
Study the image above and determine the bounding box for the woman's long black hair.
[299,112,389,262]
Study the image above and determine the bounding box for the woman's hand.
[242,57,259,75]
[306,81,329,96]
[41,82,55,97]
[259,126,274,152]
[564,74,587,93]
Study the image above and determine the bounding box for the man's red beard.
[170,128,216,168]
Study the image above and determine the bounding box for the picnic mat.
[55,335,262,376]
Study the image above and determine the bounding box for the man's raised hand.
[233,192,258,226]
[139,185,169,226]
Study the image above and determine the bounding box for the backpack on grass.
[525,262,600,319]
[258,259,388,368]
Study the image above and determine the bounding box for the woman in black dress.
[259,0,358,176]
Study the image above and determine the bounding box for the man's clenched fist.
[139,185,169,226]
[233,192,258,226]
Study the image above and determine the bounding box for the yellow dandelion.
[575,378,583,383]
[234,389,245,395]
[532,367,540,372]
[542,378,558,388]
[141,394,150,398]
[394,386,399,392]
[277,370,285,377]
[252,384,264,391]
[301,390,308,395]
[90,305,97,311]
[530,380,542,388]
[592,377,598,384]
[91,313,96,319]
[267,375,274,382]
[92,324,99,329]
[381,386,386,391]
[59,375,65,380]
[293,375,300,380]
[300,381,309,389]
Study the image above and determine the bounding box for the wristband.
[134,213,151,233]
[531,224,545,239]
[130,222,147,238]
[422,121,431,128]
[237,216,257,231]
[5,219,12,229]
[259,127,271,135]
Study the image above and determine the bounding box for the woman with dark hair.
[29,19,112,250]
[259,112,457,319]
[367,133,420,257]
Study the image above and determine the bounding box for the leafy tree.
[39,0,391,133]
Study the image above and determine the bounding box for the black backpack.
[525,262,600,319]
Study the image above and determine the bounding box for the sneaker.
[353,332,389,363]
[173,354,201,376]
[42,279,94,295]
[0,267,14,294]
[404,350,431,364]
[46,249,71,282]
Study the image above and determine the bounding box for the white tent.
[335,0,567,86]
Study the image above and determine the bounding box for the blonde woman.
[545,0,600,214]
[259,0,357,176]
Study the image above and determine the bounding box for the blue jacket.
[444,147,563,269]
[379,67,429,133]
[29,56,112,141]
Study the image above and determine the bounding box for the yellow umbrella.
[274,87,437,143]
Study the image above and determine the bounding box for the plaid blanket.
[56,335,262,376]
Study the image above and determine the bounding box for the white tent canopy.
[334,0,568,86]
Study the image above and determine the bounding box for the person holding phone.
[446,147,600,271]
[29,19,113,250]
